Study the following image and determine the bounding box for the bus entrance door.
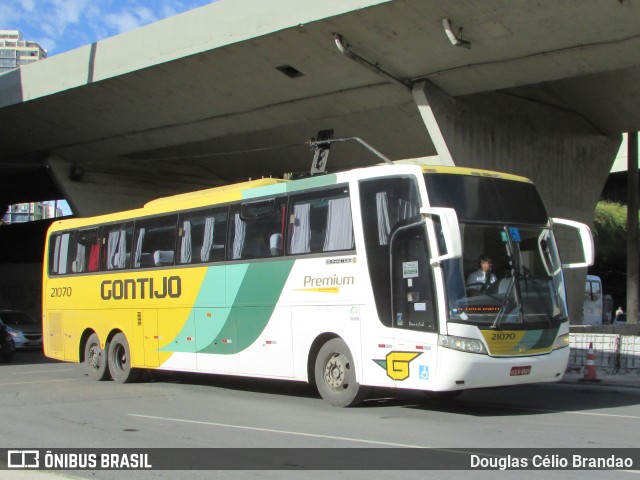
[390,223,438,389]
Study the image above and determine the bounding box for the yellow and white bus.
[43,164,593,406]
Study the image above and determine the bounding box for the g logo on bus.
[373,351,422,381]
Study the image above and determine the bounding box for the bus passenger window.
[288,188,353,255]
[71,228,99,273]
[178,208,228,264]
[132,216,177,268]
[101,222,134,271]
[49,232,73,275]
[228,199,285,260]
[323,196,354,252]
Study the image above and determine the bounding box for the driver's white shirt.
[466,269,497,290]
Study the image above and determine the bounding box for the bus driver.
[466,255,497,294]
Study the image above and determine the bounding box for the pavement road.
[1,350,639,480]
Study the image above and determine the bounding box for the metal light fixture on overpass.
[442,18,471,49]
[69,166,84,182]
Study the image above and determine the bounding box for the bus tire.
[84,333,110,381]
[314,338,367,407]
[108,333,140,384]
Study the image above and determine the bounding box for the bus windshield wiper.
[491,275,515,329]
[492,226,527,329]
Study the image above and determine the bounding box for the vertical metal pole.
[627,132,639,325]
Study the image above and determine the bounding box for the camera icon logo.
[7,450,40,468]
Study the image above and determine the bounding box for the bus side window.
[585,279,601,301]
[101,222,134,271]
[288,188,353,255]
[49,232,73,275]
[229,199,285,260]
[132,215,178,268]
[71,228,99,273]
[178,207,228,264]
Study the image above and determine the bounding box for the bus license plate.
[510,366,531,376]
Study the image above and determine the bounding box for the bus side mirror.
[551,217,594,269]
[420,207,462,264]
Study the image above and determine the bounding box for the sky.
[1,0,215,56]
[611,133,639,173]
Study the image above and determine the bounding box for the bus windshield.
[443,224,568,327]
[425,173,568,328]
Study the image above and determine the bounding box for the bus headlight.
[439,335,487,355]
[553,333,570,350]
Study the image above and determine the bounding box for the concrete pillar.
[412,81,621,324]
[627,132,639,324]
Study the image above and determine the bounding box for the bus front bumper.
[431,346,570,391]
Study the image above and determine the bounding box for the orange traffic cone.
[579,342,601,383]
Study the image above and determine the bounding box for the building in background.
[2,202,63,224]
[0,29,46,73]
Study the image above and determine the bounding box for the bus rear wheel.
[84,333,110,381]
[108,333,140,383]
[314,338,367,407]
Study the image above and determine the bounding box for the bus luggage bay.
[43,164,593,406]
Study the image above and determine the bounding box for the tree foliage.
[592,200,628,263]
[591,200,636,307]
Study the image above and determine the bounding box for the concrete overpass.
[1,0,639,319]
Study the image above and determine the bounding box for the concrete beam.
[411,82,455,166]
[47,155,228,216]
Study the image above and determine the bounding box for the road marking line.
[563,411,640,420]
[484,404,640,420]
[0,378,84,386]
[130,413,427,448]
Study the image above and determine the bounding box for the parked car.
[0,322,15,361]
[0,310,43,349]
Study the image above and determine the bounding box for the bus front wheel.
[108,333,140,383]
[84,333,110,381]
[314,338,367,407]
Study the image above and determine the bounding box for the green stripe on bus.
[242,183,288,200]
[285,174,338,193]
[163,261,294,355]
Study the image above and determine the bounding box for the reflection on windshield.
[444,224,568,328]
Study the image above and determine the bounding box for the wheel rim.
[87,344,101,370]
[324,352,351,391]
[112,343,127,374]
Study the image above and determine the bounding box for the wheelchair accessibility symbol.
[419,365,429,380]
